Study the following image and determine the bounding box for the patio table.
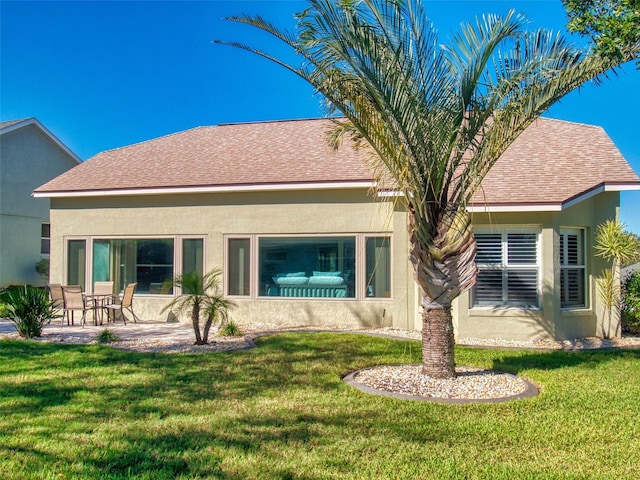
[84,293,116,325]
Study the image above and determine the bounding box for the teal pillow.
[312,271,341,277]
[308,276,344,286]
[276,276,308,286]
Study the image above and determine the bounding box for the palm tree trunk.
[192,303,203,345]
[421,302,456,378]
[202,316,214,344]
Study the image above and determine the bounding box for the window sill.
[560,308,593,317]
[469,306,542,316]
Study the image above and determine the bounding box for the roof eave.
[33,180,376,198]
[468,182,640,213]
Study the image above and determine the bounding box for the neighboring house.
[34,117,640,341]
[0,118,81,288]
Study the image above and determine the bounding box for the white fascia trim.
[467,204,562,213]
[33,181,375,198]
[469,183,640,213]
[563,183,640,210]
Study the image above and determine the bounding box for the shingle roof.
[35,119,371,194]
[472,117,639,207]
[35,117,639,208]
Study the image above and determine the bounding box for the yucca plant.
[220,0,635,377]
[0,285,60,339]
[595,220,640,337]
[162,269,235,345]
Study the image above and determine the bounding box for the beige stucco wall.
[49,189,414,329]
[49,189,620,340]
[0,124,78,287]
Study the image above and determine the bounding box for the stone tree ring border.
[343,364,539,404]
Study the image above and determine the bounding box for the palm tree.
[161,269,235,345]
[219,0,635,378]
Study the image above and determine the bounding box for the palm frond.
[219,0,628,302]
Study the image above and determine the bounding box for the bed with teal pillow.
[271,271,347,297]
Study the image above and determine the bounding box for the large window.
[66,236,204,294]
[260,237,356,298]
[93,239,174,294]
[472,230,539,308]
[560,229,586,308]
[226,234,392,300]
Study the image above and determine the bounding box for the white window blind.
[473,231,539,308]
[560,229,586,308]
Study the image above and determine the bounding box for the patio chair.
[48,284,65,326]
[105,282,139,325]
[91,281,115,324]
[62,285,90,327]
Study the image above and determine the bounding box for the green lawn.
[1,333,639,479]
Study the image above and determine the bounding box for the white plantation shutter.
[507,234,537,264]
[476,234,502,264]
[475,269,503,305]
[560,230,586,308]
[473,230,539,307]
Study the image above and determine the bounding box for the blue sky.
[1,0,638,232]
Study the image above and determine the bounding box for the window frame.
[471,228,541,309]
[225,236,253,298]
[65,235,205,295]
[364,235,392,299]
[40,222,51,256]
[64,237,88,289]
[559,228,587,309]
[224,233,393,301]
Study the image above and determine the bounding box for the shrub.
[622,271,640,335]
[35,258,49,281]
[96,329,119,344]
[0,285,60,338]
[219,319,243,337]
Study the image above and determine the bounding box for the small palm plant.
[0,285,61,339]
[161,268,235,345]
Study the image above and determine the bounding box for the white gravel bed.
[1,321,639,354]
[353,364,530,400]
[0,330,252,353]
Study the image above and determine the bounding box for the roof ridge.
[217,117,335,127]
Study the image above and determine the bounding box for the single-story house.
[34,117,640,341]
[0,118,81,287]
